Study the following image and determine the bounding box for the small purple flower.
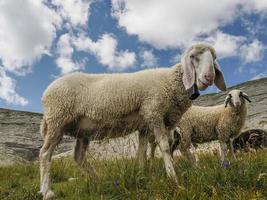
[222,160,230,168]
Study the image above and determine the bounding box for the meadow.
[0,150,266,200]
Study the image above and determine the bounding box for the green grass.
[0,150,266,200]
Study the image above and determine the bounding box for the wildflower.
[222,160,230,168]
[115,180,120,187]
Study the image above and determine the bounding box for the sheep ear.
[240,92,251,103]
[214,61,227,91]
[173,128,181,140]
[182,53,195,91]
[224,95,231,107]
[182,53,199,99]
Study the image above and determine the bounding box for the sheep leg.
[74,136,99,179]
[74,137,89,166]
[153,126,177,181]
[150,139,157,159]
[147,134,157,159]
[148,135,157,170]
[219,141,228,164]
[178,129,197,166]
[179,144,197,166]
[137,130,148,170]
[39,127,62,199]
[227,138,237,161]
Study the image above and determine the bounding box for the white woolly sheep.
[151,89,251,166]
[39,44,226,199]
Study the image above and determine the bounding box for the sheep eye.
[239,92,243,97]
[190,54,199,62]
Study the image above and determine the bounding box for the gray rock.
[0,109,74,166]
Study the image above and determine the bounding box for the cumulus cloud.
[56,34,85,74]
[180,31,265,64]
[0,0,137,106]
[51,0,92,28]
[240,40,265,63]
[140,50,158,68]
[0,0,92,76]
[0,67,28,106]
[73,34,136,71]
[253,0,267,11]
[172,31,265,64]
[203,31,245,58]
[112,0,267,66]
[112,0,243,49]
[172,30,242,62]
[0,0,61,75]
[243,0,267,13]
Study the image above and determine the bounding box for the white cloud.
[73,34,136,71]
[51,0,92,28]
[56,34,85,74]
[240,40,265,63]
[254,0,267,11]
[0,67,28,106]
[140,50,158,68]
[243,0,267,13]
[0,0,61,75]
[173,30,246,62]
[112,0,267,58]
[190,31,266,64]
[203,31,245,58]
[0,0,92,76]
[172,53,182,64]
[112,0,243,49]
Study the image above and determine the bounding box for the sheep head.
[224,89,251,108]
[181,44,227,100]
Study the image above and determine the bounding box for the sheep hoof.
[222,160,231,168]
[43,190,55,200]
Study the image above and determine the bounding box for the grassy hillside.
[0,150,266,200]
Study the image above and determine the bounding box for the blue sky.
[0,0,267,113]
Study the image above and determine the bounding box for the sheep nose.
[204,74,213,85]
[235,102,241,107]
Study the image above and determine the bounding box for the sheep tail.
[40,118,47,139]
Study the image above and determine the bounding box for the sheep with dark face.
[39,44,226,199]
[233,129,267,151]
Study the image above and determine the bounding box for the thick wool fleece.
[42,64,192,139]
[178,103,247,148]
